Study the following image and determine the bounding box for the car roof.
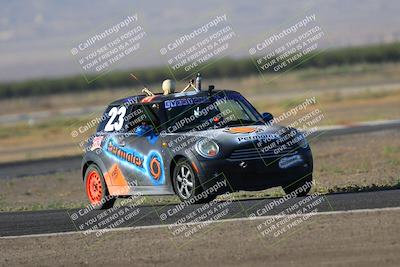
[109,89,239,106]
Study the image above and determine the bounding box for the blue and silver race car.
[82,78,313,209]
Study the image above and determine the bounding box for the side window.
[143,104,161,129]
[126,104,161,132]
[125,105,147,131]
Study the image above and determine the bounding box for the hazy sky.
[0,0,399,81]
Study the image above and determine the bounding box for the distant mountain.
[0,0,399,81]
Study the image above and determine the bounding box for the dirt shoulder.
[0,129,399,211]
[1,208,399,266]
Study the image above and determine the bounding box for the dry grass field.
[1,63,400,163]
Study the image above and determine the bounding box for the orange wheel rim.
[86,170,103,204]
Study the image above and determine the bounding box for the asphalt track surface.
[0,189,399,237]
[1,119,400,179]
[1,120,399,238]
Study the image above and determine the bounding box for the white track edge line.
[2,206,400,239]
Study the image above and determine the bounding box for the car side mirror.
[262,112,274,122]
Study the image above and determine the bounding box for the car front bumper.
[195,148,313,191]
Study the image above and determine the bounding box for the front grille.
[228,145,297,161]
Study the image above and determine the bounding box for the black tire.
[282,175,313,197]
[172,159,216,204]
[84,164,116,209]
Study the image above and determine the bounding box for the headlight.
[297,133,308,148]
[195,139,219,158]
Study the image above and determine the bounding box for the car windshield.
[164,92,263,132]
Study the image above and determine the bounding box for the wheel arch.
[81,152,108,181]
[82,160,94,180]
[169,151,203,192]
[169,155,187,186]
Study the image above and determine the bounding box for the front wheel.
[282,175,313,197]
[172,159,216,204]
[84,164,116,209]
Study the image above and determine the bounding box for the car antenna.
[130,73,154,96]
[208,85,215,96]
[180,79,196,93]
[195,73,201,90]
[180,73,201,93]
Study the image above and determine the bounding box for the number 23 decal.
[104,106,126,132]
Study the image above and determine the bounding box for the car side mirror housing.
[262,112,274,122]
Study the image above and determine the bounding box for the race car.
[82,76,313,209]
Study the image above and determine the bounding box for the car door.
[102,102,171,195]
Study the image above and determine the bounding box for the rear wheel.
[173,159,216,204]
[84,164,116,209]
[282,175,313,197]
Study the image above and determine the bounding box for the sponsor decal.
[108,164,129,186]
[103,164,130,195]
[104,139,165,185]
[278,154,303,169]
[146,152,164,182]
[225,127,260,134]
[107,140,145,170]
[91,136,104,151]
[237,133,281,143]
[224,127,281,143]
[164,96,209,109]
